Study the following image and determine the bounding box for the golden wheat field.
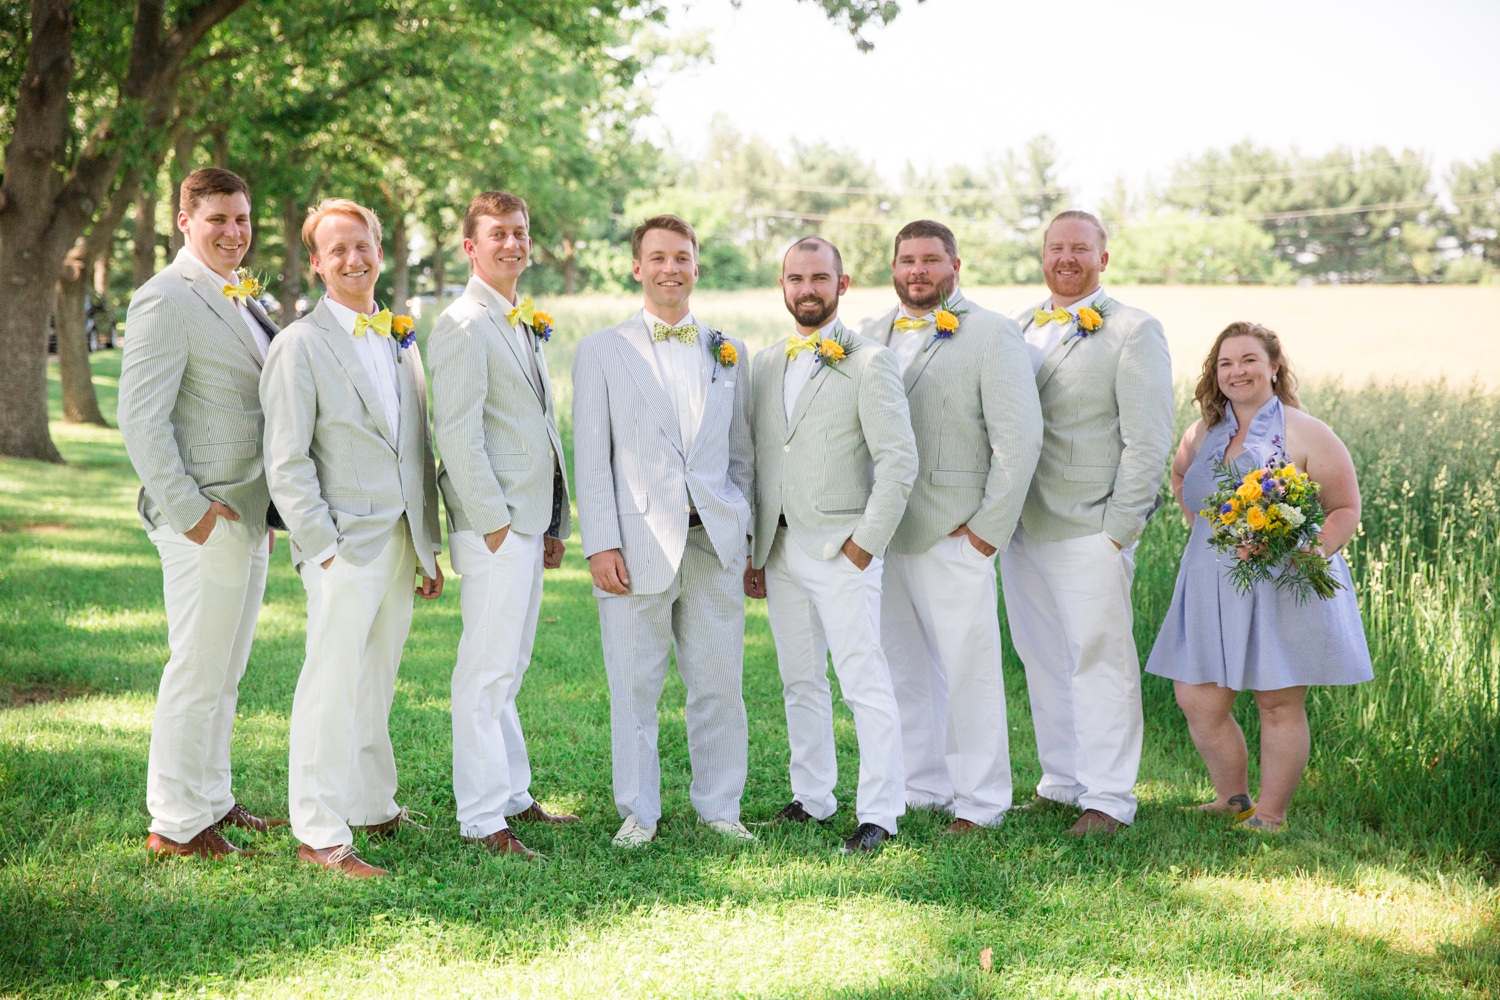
[536,285,1500,386]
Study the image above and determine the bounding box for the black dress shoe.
[772,800,818,824]
[841,822,891,854]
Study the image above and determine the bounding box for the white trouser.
[596,526,748,829]
[999,527,1143,825]
[289,522,417,849]
[883,533,1012,826]
[145,517,269,841]
[449,528,544,838]
[764,527,905,834]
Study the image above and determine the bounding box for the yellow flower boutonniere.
[708,327,737,382]
[1071,298,1111,339]
[391,314,416,359]
[530,310,554,342]
[815,325,859,377]
[924,292,968,352]
[222,270,263,303]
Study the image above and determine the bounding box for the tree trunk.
[561,235,578,295]
[55,242,108,426]
[391,210,409,311]
[278,192,303,320]
[133,173,159,287]
[168,128,197,255]
[429,212,446,306]
[0,0,249,461]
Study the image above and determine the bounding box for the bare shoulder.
[1284,405,1344,449]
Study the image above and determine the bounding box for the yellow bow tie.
[353,309,394,339]
[222,279,258,302]
[785,332,819,359]
[506,297,536,329]
[1033,308,1074,327]
[893,316,931,333]
[651,322,699,345]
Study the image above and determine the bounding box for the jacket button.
[783,444,791,452]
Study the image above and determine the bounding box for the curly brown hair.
[1194,321,1302,427]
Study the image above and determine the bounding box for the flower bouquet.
[1199,449,1343,602]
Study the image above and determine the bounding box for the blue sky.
[648,0,1500,207]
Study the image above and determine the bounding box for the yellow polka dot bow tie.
[785,332,819,359]
[506,297,536,328]
[893,316,931,332]
[652,322,699,345]
[1033,308,1073,327]
[222,278,259,302]
[353,309,394,339]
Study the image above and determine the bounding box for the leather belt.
[688,512,703,528]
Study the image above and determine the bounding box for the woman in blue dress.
[1147,322,1372,832]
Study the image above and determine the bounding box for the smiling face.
[1041,217,1108,304]
[781,243,848,332]
[892,236,959,314]
[309,213,383,312]
[180,192,252,277]
[464,211,530,298]
[1216,334,1277,409]
[633,228,698,321]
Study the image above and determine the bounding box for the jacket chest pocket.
[817,490,870,514]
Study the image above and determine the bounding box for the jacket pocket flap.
[816,490,870,513]
[189,439,257,463]
[1062,465,1117,483]
[325,494,373,516]
[487,451,533,471]
[617,490,650,514]
[931,470,987,488]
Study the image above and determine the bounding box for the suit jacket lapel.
[786,323,839,440]
[1036,328,1084,391]
[473,280,544,406]
[867,307,897,348]
[904,334,944,392]
[688,329,729,460]
[615,316,684,456]
[180,261,265,366]
[314,301,398,452]
[246,297,280,344]
[395,336,422,458]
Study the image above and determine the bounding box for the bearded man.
[744,237,917,853]
[1002,210,1174,836]
[855,220,1041,833]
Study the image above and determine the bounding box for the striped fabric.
[747,327,918,569]
[119,255,281,536]
[857,293,1043,554]
[428,277,571,539]
[1009,295,1175,546]
[260,299,441,577]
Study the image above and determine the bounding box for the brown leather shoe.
[214,803,288,834]
[942,818,984,836]
[465,827,541,860]
[508,802,579,824]
[299,843,387,878]
[352,807,430,841]
[1068,808,1124,837]
[147,827,251,859]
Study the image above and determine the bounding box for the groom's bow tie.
[785,332,819,359]
[651,322,698,344]
[1033,307,1073,326]
[353,309,394,339]
[893,316,931,332]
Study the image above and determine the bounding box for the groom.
[119,167,285,858]
[572,214,754,848]
[1002,210,1174,835]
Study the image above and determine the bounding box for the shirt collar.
[177,247,236,289]
[475,277,520,315]
[643,308,696,332]
[321,295,376,336]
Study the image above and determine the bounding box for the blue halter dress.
[1145,397,1374,691]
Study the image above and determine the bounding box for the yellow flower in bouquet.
[1237,479,1263,502]
[1245,506,1268,530]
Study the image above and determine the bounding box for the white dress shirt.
[1022,286,1108,374]
[179,248,270,359]
[477,280,542,389]
[642,308,708,453]
[323,296,401,440]
[783,319,840,421]
[887,306,932,374]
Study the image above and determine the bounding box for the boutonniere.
[815,325,859,378]
[707,328,737,383]
[222,269,263,303]
[925,293,967,352]
[1070,298,1111,340]
[392,314,416,360]
[528,309,554,344]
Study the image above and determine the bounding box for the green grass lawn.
[0,352,1495,999]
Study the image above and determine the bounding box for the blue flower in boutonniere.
[707,328,737,383]
[529,309,554,343]
[1072,298,1111,340]
[390,314,417,360]
[925,292,967,352]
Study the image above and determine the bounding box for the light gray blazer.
[118,254,280,536]
[858,293,1043,555]
[428,277,570,539]
[748,324,918,569]
[571,312,752,597]
[260,299,441,577]
[1009,294,1174,546]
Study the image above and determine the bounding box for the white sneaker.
[702,818,756,841]
[612,814,657,848]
